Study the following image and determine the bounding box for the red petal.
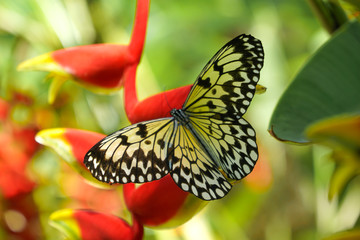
[35,128,111,187]
[123,175,189,226]
[0,98,10,120]
[126,85,192,124]
[52,44,135,89]
[74,210,143,240]
[0,135,35,198]
[63,128,105,167]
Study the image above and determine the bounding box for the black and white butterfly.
[84,34,264,200]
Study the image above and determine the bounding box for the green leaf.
[269,20,360,143]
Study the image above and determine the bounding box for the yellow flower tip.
[17,52,61,72]
[49,209,74,221]
[35,128,71,157]
[35,128,71,159]
[35,128,66,146]
[49,209,81,240]
[17,52,75,104]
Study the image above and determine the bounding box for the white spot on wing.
[191,186,198,196]
[181,183,189,191]
[250,150,258,160]
[243,164,251,174]
[202,192,211,200]
[215,188,225,197]
[247,138,257,148]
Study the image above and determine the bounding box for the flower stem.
[124,0,150,123]
[129,0,150,61]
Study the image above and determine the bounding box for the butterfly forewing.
[183,34,264,118]
[84,118,175,184]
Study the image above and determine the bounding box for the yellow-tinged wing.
[169,123,232,200]
[84,118,175,184]
[183,34,263,179]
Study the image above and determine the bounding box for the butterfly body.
[85,34,264,200]
[171,109,190,126]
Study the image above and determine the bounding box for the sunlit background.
[1,0,359,239]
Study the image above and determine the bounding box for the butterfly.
[84,34,264,200]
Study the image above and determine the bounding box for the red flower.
[0,98,37,199]
[17,0,149,104]
[123,67,192,123]
[50,209,143,240]
[0,96,43,239]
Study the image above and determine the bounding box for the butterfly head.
[170,109,189,126]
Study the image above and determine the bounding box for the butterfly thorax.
[170,109,189,126]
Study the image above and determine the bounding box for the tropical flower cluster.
[6,0,271,239]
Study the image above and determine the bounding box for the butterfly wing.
[183,34,264,179]
[183,34,264,117]
[169,122,232,200]
[84,118,176,184]
[85,116,232,200]
[188,116,258,180]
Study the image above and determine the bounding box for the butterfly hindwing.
[188,116,258,179]
[169,123,232,200]
[84,118,175,184]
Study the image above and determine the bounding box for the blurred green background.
[1,0,359,239]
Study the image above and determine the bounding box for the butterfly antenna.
[163,89,173,111]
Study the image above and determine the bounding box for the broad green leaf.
[269,21,360,143]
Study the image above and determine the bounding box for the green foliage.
[269,21,360,143]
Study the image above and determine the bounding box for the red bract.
[0,139,36,198]
[76,211,143,240]
[50,209,143,240]
[35,128,109,187]
[17,0,149,103]
[124,79,192,123]
[123,175,188,226]
[0,97,42,239]
[51,44,134,89]
[64,129,106,169]
[0,98,37,198]
[0,98,10,120]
